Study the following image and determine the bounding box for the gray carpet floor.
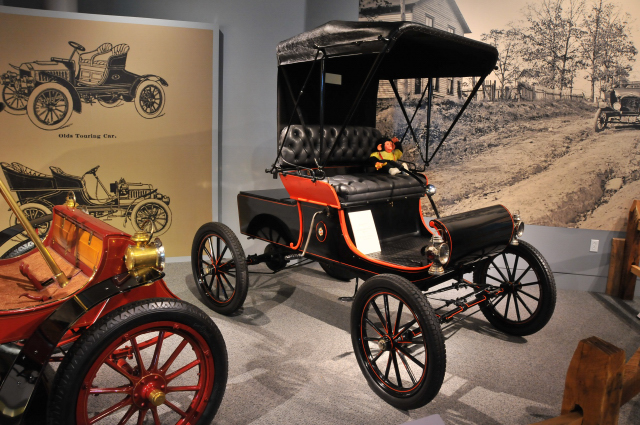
[162,261,640,425]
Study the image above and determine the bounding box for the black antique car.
[0,41,167,130]
[594,80,640,131]
[191,21,557,410]
[1,162,172,238]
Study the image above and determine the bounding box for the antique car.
[2,162,172,238]
[0,175,227,424]
[594,80,640,131]
[191,21,557,410]
[0,41,167,130]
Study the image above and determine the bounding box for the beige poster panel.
[0,10,214,257]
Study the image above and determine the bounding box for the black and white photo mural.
[359,0,639,232]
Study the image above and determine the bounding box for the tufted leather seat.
[278,124,425,206]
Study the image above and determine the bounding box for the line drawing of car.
[0,41,168,130]
[594,81,640,132]
[1,162,172,238]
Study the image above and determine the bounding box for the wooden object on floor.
[606,237,625,296]
[532,337,640,425]
[620,200,640,299]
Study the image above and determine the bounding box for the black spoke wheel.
[132,199,172,236]
[27,83,73,130]
[594,108,608,132]
[135,80,165,119]
[2,85,28,114]
[191,222,248,315]
[474,240,556,336]
[319,261,357,281]
[351,274,446,410]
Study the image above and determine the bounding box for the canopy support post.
[390,78,430,166]
[427,75,486,165]
[425,77,433,165]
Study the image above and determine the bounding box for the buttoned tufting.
[277,125,382,168]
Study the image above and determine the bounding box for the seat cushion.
[328,173,425,207]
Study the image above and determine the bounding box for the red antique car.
[191,21,557,410]
[0,179,226,424]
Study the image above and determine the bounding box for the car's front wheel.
[594,108,608,132]
[27,83,74,130]
[2,85,28,115]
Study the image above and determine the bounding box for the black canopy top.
[276,20,498,79]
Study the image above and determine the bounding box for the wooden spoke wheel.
[474,240,557,336]
[47,299,227,425]
[191,222,248,315]
[351,274,446,410]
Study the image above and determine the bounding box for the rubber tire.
[135,80,166,119]
[191,222,249,315]
[131,199,172,237]
[1,239,36,259]
[27,83,74,130]
[594,108,608,132]
[47,298,228,425]
[474,240,557,336]
[351,274,446,410]
[319,261,358,281]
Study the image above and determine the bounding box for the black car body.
[594,81,640,132]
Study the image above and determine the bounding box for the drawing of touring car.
[0,41,168,130]
[1,162,172,237]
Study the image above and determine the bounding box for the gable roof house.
[359,0,472,99]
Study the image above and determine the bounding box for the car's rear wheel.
[135,80,165,119]
[27,83,73,130]
[594,108,608,132]
[2,85,27,115]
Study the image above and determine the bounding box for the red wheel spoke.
[136,409,147,425]
[167,385,200,393]
[117,404,138,425]
[105,358,138,383]
[370,349,384,363]
[392,302,404,335]
[88,397,132,424]
[166,359,201,382]
[396,345,425,369]
[130,337,147,375]
[384,355,392,380]
[151,406,161,425]
[396,349,417,385]
[365,317,385,338]
[216,245,228,265]
[393,318,417,339]
[391,350,402,388]
[217,274,229,299]
[89,385,133,395]
[160,339,188,374]
[383,295,392,334]
[164,399,187,417]
[149,331,165,371]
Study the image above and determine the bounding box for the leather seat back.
[277,125,381,169]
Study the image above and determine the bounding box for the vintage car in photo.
[594,81,640,131]
[0,41,167,130]
[0,179,227,423]
[190,21,557,410]
[1,162,172,241]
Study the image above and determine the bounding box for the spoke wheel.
[47,298,227,425]
[191,222,248,315]
[27,83,73,130]
[593,108,608,132]
[351,274,445,410]
[474,240,556,336]
[132,199,172,236]
[2,85,27,114]
[135,80,165,119]
[9,202,52,241]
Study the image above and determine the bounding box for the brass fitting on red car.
[424,234,450,276]
[510,213,525,246]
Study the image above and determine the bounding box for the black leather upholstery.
[278,124,425,207]
[328,173,426,207]
[277,125,381,168]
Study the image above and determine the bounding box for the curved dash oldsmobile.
[191,21,557,410]
[0,182,226,423]
[0,41,167,130]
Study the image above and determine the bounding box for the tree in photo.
[482,28,524,97]
[581,0,637,100]
[520,0,586,93]
[359,0,393,21]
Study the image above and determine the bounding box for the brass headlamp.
[124,229,165,276]
[424,233,450,276]
[511,213,525,245]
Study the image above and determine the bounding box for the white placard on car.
[348,210,381,255]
